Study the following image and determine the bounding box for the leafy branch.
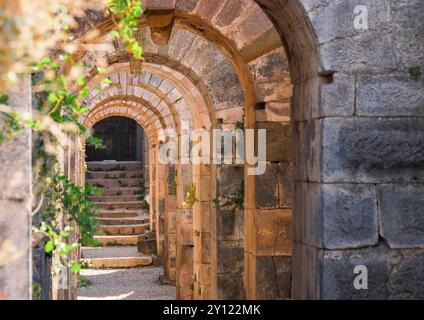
[108,0,144,59]
[183,182,198,208]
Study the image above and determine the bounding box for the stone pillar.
[193,163,213,299]
[149,146,157,232]
[175,163,194,299]
[0,75,32,299]
[245,122,293,300]
[163,164,177,282]
[214,163,245,300]
[155,162,166,256]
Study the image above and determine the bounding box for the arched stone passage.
[86,117,145,162]
[70,0,291,301]
[68,0,424,301]
[0,0,422,302]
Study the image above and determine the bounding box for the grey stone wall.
[256,0,424,300]
[0,76,32,299]
[291,0,424,299]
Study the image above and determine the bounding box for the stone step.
[87,161,143,172]
[86,170,144,180]
[87,178,142,188]
[94,201,144,210]
[94,235,140,246]
[81,246,152,268]
[99,187,139,196]
[81,256,152,268]
[98,216,149,225]
[89,195,141,202]
[96,210,140,218]
[97,223,149,235]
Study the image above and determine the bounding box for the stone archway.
[39,0,424,301]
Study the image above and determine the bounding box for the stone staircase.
[81,161,153,269]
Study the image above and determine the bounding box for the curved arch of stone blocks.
[85,102,162,146]
[69,0,307,302]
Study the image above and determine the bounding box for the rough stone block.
[214,0,243,28]
[357,73,424,116]
[181,37,225,78]
[179,244,193,268]
[152,255,164,267]
[256,256,291,300]
[143,0,176,10]
[194,0,222,22]
[217,241,244,274]
[199,233,211,264]
[293,119,322,182]
[308,0,390,44]
[389,249,424,299]
[256,209,292,256]
[318,73,355,118]
[217,274,245,300]
[175,0,197,12]
[249,48,291,102]
[379,184,424,248]
[291,243,320,300]
[322,184,378,249]
[322,117,424,183]
[319,32,400,73]
[203,60,244,110]
[255,163,279,208]
[217,165,244,195]
[390,0,424,66]
[278,161,293,208]
[137,238,157,255]
[320,245,390,300]
[257,122,292,162]
[292,182,322,247]
[218,208,237,238]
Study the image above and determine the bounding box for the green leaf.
[102,78,112,86]
[44,241,55,253]
[0,94,9,104]
[36,56,51,67]
[77,76,87,87]
[47,92,59,103]
[71,263,82,273]
[409,66,422,81]
[79,87,90,99]
[97,67,107,75]
[111,30,120,38]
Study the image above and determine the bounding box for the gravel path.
[77,267,176,300]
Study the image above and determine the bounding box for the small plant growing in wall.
[214,181,244,211]
[213,198,220,207]
[135,175,146,200]
[183,182,198,208]
[194,230,201,237]
[77,275,92,288]
[32,282,42,300]
[409,66,422,81]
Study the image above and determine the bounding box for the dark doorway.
[86,116,144,161]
